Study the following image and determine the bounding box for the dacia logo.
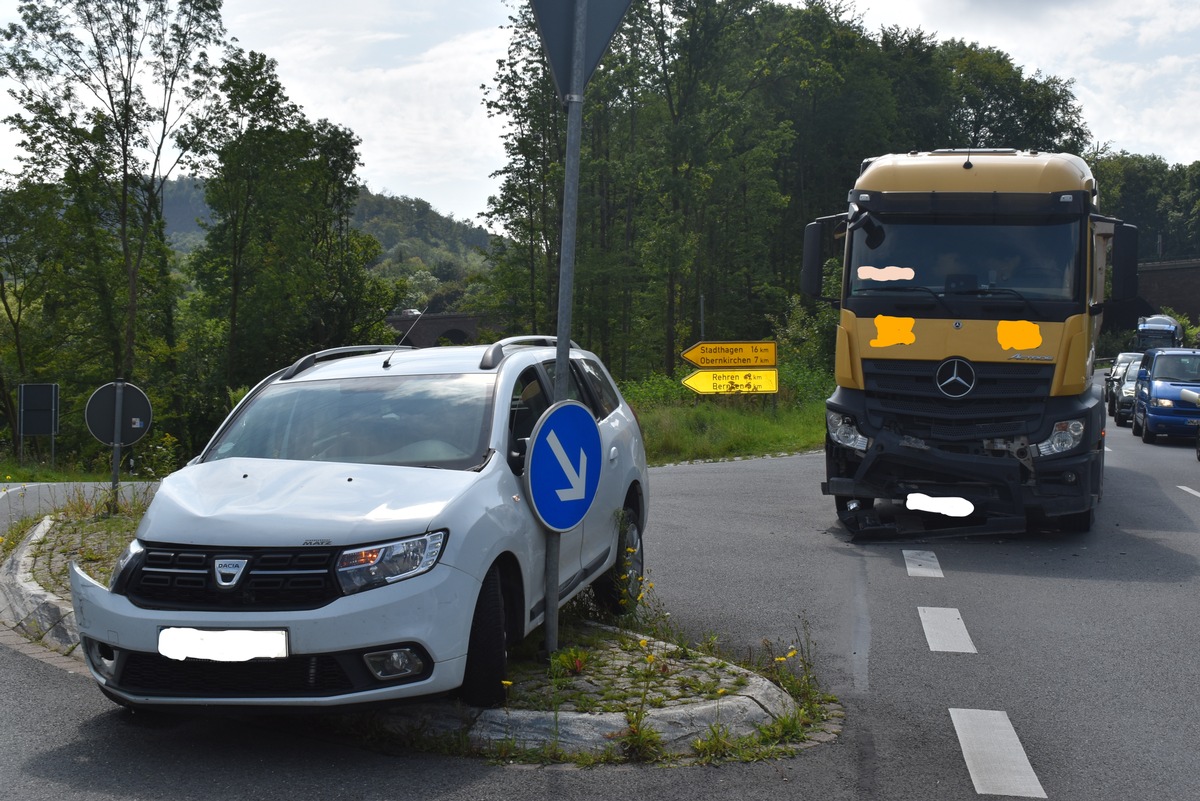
[213,558,249,589]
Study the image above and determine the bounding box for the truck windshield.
[849,217,1082,302]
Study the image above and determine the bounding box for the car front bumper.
[69,560,478,707]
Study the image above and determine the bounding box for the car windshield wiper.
[854,285,955,314]
[947,287,1044,317]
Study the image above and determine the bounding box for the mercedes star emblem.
[935,358,976,398]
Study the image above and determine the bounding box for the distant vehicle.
[1134,315,1184,350]
[1112,361,1139,426]
[1105,352,1142,414]
[1131,348,1200,443]
[69,337,649,710]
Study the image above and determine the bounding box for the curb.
[0,516,82,659]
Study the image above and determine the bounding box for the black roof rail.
[479,335,581,370]
[280,345,395,381]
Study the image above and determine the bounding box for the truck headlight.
[1036,420,1086,456]
[337,531,446,595]
[827,411,868,452]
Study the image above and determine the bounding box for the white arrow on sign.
[547,430,587,501]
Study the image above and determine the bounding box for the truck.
[801,149,1138,535]
[1134,314,1184,350]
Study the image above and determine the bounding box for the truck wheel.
[460,565,507,708]
[1058,508,1093,533]
[594,504,643,616]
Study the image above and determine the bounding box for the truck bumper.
[823,426,1103,536]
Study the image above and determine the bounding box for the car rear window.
[205,374,495,470]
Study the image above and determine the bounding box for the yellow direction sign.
[681,341,776,368]
[682,369,778,395]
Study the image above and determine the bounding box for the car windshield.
[205,373,495,470]
[1150,355,1200,382]
[850,217,1081,301]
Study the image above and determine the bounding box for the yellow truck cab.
[802,149,1138,535]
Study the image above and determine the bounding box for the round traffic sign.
[525,400,602,532]
[85,381,153,447]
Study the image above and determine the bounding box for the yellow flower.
[717,688,727,696]
[625,547,636,554]
[646,654,655,664]
[774,656,787,662]
[646,582,655,590]
[639,639,648,648]
[501,680,513,687]
[786,648,798,659]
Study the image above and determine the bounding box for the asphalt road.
[4,398,1200,799]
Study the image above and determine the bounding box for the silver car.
[70,338,649,709]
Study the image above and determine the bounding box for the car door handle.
[609,446,618,463]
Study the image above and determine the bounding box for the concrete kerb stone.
[0,515,82,659]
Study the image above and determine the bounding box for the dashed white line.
[902,549,943,577]
[918,607,977,653]
[949,709,1047,798]
[1177,485,1200,499]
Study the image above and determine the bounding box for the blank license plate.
[158,628,288,662]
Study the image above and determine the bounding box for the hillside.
[161,177,494,288]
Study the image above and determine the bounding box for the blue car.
[1132,348,1200,443]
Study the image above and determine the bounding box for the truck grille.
[126,543,340,611]
[861,359,1054,441]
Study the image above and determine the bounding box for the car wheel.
[1195,436,1200,462]
[594,504,644,616]
[1141,423,1156,444]
[1114,412,1127,427]
[460,564,507,708]
[1131,413,1143,437]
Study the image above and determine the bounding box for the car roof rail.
[280,345,397,380]
[478,336,581,370]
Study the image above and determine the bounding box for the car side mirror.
[508,437,528,474]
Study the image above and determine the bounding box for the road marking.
[918,607,977,653]
[902,549,943,577]
[949,709,1047,798]
[1178,485,1200,499]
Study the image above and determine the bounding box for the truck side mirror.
[802,220,825,298]
[1110,223,1138,302]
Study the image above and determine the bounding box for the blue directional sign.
[526,400,602,533]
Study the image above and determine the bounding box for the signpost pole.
[110,378,125,513]
[544,0,590,657]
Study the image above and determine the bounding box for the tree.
[0,0,225,379]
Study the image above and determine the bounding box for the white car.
[70,338,649,709]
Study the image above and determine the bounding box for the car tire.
[460,565,507,708]
[594,504,644,616]
[1141,423,1156,444]
[1131,413,1143,437]
[1114,412,1127,427]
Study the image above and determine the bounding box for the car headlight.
[109,539,145,591]
[1036,419,1086,456]
[1151,398,1174,407]
[337,531,446,595]
[1121,385,1135,398]
[826,411,868,452]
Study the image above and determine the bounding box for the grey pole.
[544,0,589,657]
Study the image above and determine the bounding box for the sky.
[0,0,1198,227]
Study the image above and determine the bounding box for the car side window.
[578,358,621,419]
[508,368,549,474]
[542,359,587,405]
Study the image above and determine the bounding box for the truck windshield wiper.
[947,287,1044,317]
[854,285,955,314]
